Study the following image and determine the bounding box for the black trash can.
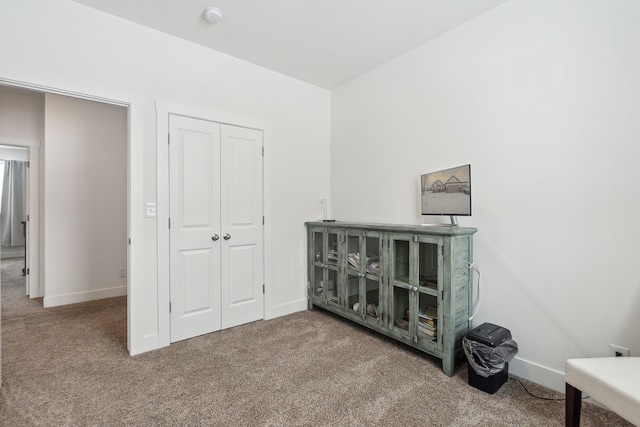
[463,322,518,394]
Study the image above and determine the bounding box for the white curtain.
[1,160,27,247]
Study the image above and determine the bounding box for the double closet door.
[169,114,263,343]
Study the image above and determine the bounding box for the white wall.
[43,94,127,306]
[331,0,640,391]
[0,0,330,353]
[0,87,44,141]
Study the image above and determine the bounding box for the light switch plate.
[145,202,157,218]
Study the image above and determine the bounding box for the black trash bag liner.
[463,336,519,378]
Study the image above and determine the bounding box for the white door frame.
[156,100,272,348]
[0,137,40,298]
[0,77,147,355]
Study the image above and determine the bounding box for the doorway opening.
[0,83,129,345]
[0,146,29,298]
[0,137,40,299]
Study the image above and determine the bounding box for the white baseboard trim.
[43,285,127,308]
[266,298,308,320]
[508,356,565,393]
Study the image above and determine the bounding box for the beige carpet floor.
[0,258,633,426]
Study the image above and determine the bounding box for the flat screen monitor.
[421,164,471,222]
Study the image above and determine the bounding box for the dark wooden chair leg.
[566,382,582,427]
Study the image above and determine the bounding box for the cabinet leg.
[442,355,455,377]
[307,299,315,311]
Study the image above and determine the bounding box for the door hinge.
[26,268,30,275]
[263,284,265,294]
[262,147,264,157]
[168,218,171,229]
[27,214,30,221]
[27,161,30,168]
[263,216,265,225]
[168,133,170,144]
[128,237,131,245]
[169,302,172,313]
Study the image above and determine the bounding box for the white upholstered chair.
[565,357,640,426]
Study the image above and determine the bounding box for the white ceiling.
[71,0,508,89]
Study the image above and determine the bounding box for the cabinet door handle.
[211,234,219,241]
[223,233,231,240]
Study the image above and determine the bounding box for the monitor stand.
[421,216,459,227]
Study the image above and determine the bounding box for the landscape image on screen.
[421,165,471,216]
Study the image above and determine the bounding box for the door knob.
[223,233,231,240]
[211,234,219,241]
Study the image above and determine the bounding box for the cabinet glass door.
[416,236,442,345]
[310,228,341,306]
[326,230,340,307]
[363,232,382,324]
[389,234,443,344]
[389,234,414,337]
[345,230,384,322]
[345,231,363,312]
[310,229,325,300]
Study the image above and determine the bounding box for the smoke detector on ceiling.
[203,7,223,24]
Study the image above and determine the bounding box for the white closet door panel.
[221,124,264,329]
[169,115,221,342]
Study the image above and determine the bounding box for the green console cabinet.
[306,221,477,377]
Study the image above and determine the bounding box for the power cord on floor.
[509,377,589,401]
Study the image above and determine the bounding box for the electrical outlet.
[609,344,630,357]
